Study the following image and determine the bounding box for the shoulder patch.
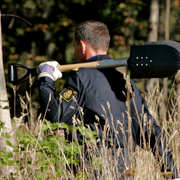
[60,86,78,102]
[73,68,79,71]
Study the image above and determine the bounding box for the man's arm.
[38,76,60,122]
[38,61,85,125]
[38,61,62,122]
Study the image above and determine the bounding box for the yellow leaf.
[131,166,136,175]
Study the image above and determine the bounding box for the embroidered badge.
[73,68,79,71]
[60,86,78,102]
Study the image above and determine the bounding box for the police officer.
[38,21,178,179]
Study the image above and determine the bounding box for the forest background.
[0,0,180,179]
[1,0,180,118]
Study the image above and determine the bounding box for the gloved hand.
[38,61,62,81]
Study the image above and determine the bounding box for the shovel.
[8,40,180,85]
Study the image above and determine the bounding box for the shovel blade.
[129,40,180,78]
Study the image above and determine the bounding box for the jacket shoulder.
[73,68,104,78]
[74,68,109,90]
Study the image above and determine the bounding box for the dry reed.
[3,76,180,180]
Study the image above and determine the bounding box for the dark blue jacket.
[38,55,178,178]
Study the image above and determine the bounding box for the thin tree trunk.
[162,0,170,121]
[175,0,180,121]
[148,0,159,42]
[146,0,159,94]
[165,0,170,41]
[0,11,15,176]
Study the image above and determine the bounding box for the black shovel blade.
[8,63,37,85]
[129,40,180,78]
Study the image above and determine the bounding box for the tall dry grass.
[2,75,180,180]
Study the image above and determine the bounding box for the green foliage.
[0,100,11,109]
[78,125,98,141]
[1,0,151,66]
[92,155,102,171]
[0,119,99,178]
[2,1,180,177]
[0,121,5,131]
[2,0,167,117]
[0,150,14,166]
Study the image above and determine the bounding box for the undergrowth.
[0,76,180,180]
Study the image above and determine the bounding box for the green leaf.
[36,151,44,158]
[52,152,60,161]
[78,125,98,140]
[58,122,70,129]
[0,105,11,109]
[0,121,4,129]
[37,160,47,168]
[0,150,8,158]
[48,158,55,164]
[6,141,18,150]
[29,137,37,145]
[51,123,58,130]
[6,140,13,147]
[42,145,51,151]
[55,169,65,177]
[92,156,102,171]
[75,172,90,179]
[44,119,58,131]
[41,124,49,131]
[7,159,15,166]
[0,151,13,159]
[7,152,13,158]
[16,28,25,36]
[0,150,14,166]
[47,135,57,144]
[3,133,11,139]
[18,136,31,146]
[13,149,19,153]
[0,100,9,102]
[37,172,46,180]
[39,139,50,146]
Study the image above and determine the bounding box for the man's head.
[73,21,110,63]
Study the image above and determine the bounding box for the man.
[38,21,178,179]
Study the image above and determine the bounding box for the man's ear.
[80,41,87,54]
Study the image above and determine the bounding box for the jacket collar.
[86,55,111,62]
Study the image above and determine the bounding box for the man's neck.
[86,51,107,62]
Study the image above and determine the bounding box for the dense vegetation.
[1,0,180,111]
[1,0,180,179]
[2,0,180,116]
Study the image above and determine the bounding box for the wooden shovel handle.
[56,61,99,72]
[36,61,99,74]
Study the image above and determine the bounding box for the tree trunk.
[0,11,15,176]
[146,0,159,94]
[148,0,159,42]
[161,0,170,121]
[175,0,180,121]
